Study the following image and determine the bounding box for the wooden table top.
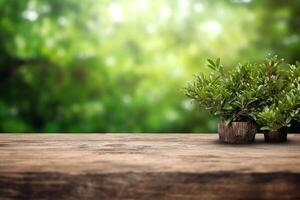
[0,134,299,199]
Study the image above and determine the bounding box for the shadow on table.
[212,134,295,146]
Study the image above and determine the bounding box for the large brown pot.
[218,122,256,144]
[264,127,287,143]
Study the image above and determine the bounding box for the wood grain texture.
[265,128,288,143]
[0,134,300,199]
[218,122,256,144]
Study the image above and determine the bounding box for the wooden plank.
[0,134,299,199]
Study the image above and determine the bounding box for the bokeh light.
[0,0,299,132]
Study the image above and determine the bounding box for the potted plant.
[185,55,299,143]
[185,58,262,144]
[256,59,300,142]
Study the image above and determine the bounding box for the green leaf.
[223,104,233,110]
[207,59,215,67]
[257,85,263,91]
[207,59,216,70]
[224,118,232,126]
[214,111,221,115]
[216,58,220,67]
[260,126,270,130]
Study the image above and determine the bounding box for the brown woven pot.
[218,122,256,144]
[264,127,287,143]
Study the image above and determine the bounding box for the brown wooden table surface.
[0,134,299,199]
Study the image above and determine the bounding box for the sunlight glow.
[283,35,299,46]
[194,3,204,13]
[201,20,222,39]
[232,0,252,4]
[165,109,178,122]
[160,4,172,19]
[138,0,149,11]
[122,94,132,105]
[181,100,194,111]
[108,3,124,22]
[145,24,157,34]
[178,0,190,19]
[22,9,38,21]
[58,16,69,27]
[105,56,116,67]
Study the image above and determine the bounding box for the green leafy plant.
[185,55,300,129]
[185,58,265,125]
[256,60,300,131]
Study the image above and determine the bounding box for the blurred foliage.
[0,0,299,132]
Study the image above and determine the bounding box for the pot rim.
[219,121,254,124]
[265,130,288,134]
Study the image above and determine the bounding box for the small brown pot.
[218,122,256,144]
[264,127,287,143]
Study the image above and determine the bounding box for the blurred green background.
[0,0,299,133]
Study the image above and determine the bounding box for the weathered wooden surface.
[0,134,300,199]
